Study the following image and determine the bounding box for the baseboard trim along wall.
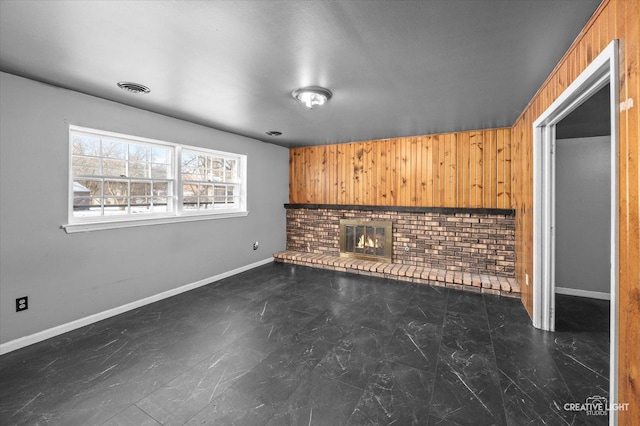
[0,257,275,355]
[555,286,611,300]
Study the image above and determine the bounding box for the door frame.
[532,40,619,422]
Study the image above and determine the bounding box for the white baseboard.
[0,257,274,355]
[555,286,610,300]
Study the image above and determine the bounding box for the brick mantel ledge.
[273,250,520,297]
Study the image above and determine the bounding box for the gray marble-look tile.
[410,283,448,306]
[549,334,610,406]
[430,346,506,426]
[0,263,610,426]
[348,361,434,425]
[298,309,355,344]
[483,294,531,331]
[316,326,391,389]
[136,344,266,426]
[350,296,407,333]
[230,309,317,356]
[495,336,580,426]
[441,311,493,356]
[498,367,600,426]
[383,319,442,373]
[101,405,162,426]
[183,386,276,426]
[245,294,311,324]
[230,336,333,408]
[402,301,446,327]
[49,348,188,426]
[446,289,487,318]
[159,314,258,367]
[266,370,362,426]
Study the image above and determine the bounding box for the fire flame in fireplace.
[357,234,379,249]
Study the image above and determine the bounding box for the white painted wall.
[0,72,288,346]
[555,136,611,297]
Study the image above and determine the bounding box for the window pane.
[196,155,209,181]
[152,146,170,164]
[227,160,239,182]
[181,151,198,178]
[103,159,126,177]
[73,179,101,215]
[129,161,149,178]
[227,185,236,204]
[73,197,103,217]
[151,163,169,179]
[153,182,169,197]
[152,197,168,213]
[212,158,224,171]
[104,206,129,216]
[130,182,151,197]
[74,179,102,197]
[73,135,100,156]
[209,158,222,182]
[102,140,127,159]
[70,127,244,222]
[129,144,149,162]
[131,196,151,214]
[200,196,214,209]
[182,183,198,197]
[104,182,129,214]
[72,156,100,176]
[183,183,198,209]
[103,180,128,204]
[200,184,214,196]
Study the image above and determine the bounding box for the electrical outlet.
[253,241,259,250]
[16,296,28,312]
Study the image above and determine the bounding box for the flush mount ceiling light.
[117,81,150,94]
[292,86,332,109]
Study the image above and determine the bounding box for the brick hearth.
[276,204,520,296]
[273,250,520,297]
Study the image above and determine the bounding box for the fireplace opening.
[340,219,392,262]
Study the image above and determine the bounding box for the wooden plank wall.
[511,0,638,421]
[289,128,512,209]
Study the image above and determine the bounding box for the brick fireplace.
[339,219,392,263]
[275,204,519,296]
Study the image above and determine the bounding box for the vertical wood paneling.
[425,136,434,206]
[510,1,639,421]
[328,144,337,204]
[444,133,456,206]
[620,0,639,418]
[390,138,398,205]
[289,128,512,209]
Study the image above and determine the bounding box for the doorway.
[532,40,618,421]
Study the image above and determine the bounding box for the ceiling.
[0,0,601,148]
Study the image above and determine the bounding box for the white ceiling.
[0,0,601,147]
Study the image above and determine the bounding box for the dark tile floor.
[0,263,610,425]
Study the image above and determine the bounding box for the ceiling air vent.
[117,81,150,94]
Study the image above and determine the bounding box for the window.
[181,149,241,211]
[67,126,247,232]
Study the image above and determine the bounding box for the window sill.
[62,211,249,233]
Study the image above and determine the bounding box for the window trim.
[64,125,248,233]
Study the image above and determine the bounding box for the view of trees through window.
[181,149,239,210]
[70,127,244,222]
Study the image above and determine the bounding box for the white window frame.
[63,126,248,233]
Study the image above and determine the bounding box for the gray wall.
[555,136,610,295]
[0,72,288,345]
